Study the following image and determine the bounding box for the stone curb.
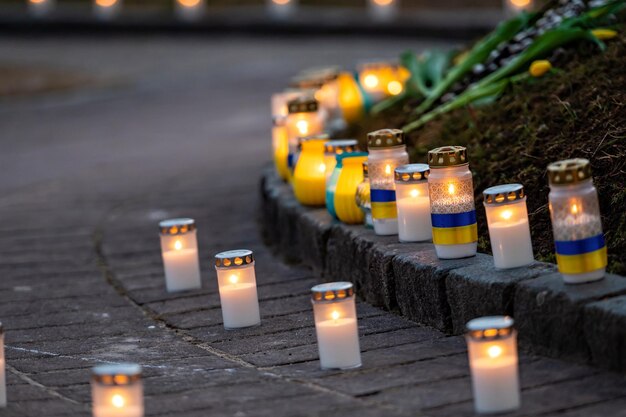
[259,168,626,373]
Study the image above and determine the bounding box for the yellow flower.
[529,60,552,77]
[592,28,618,40]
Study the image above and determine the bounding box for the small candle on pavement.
[91,363,143,417]
[159,218,202,293]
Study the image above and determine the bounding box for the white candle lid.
[395,164,430,183]
[311,281,354,302]
[92,363,142,385]
[159,218,196,235]
[215,249,254,268]
[466,316,515,340]
[483,184,525,205]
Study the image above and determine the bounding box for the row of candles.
[272,72,607,284]
[23,0,406,22]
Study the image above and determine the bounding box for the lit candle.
[334,153,369,224]
[483,184,534,269]
[311,282,361,370]
[394,164,432,242]
[337,72,366,125]
[323,139,360,184]
[159,218,202,293]
[357,61,405,102]
[466,316,520,414]
[214,250,261,329]
[272,124,290,181]
[94,0,122,20]
[0,322,5,408]
[503,0,533,17]
[285,96,325,178]
[28,0,55,17]
[428,146,478,259]
[266,0,298,19]
[355,162,374,228]
[367,0,399,22]
[175,0,206,22]
[299,67,344,129]
[547,159,606,284]
[91,364,143,417]
[293,137,329,207]
[367,129,409,236]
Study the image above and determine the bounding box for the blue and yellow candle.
[326,151,367,219]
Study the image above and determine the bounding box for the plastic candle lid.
[483,184,525,205]
[324,139,360,154]
[394,164,430,183]
[215,249,255,268]
[92,363,142,385]
[466,316,514,340]
[159,218,196,235]
[311,282,354,302]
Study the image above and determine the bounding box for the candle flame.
[178,0,201,6]
[374,0,393,4]
[272,0,291,4]
[331,310,340,322]
[510,0,531,7]
[500,210,513,220]
[447,183,455,195]
[410,189,419,198]
[96,0,117,6]
[387,80,403,96]
[571,203,579,214]
[363,74,379,89]
[385,164,392,175]
[318,163,326,173]
[229,274,238,284]
[30,0,47,3]
[487,345,503,358]
[111,394,125,408]
[296,120,309,136]
[174,240,183,251]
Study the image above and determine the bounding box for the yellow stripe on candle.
[432,224,478,245]
[556,246,607,274]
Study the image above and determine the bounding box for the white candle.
[367,0,399,22]
[395,164,432,242]
[159,219,202,293]
[0,326,5,408]
[312,282,361,370]
[175,0,206,22]
[215,250,261,329]
[28,0,55,17]
[266,0,297,19]
[94,0,122,20]
[91,364,143,417]
[466,316,520,414]
[484,184,534,269]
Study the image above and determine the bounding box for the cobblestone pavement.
[1,35,626,417]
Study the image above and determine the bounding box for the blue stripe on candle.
[431,210,477,228]
[371,189,396,203]
[555,234,606,256]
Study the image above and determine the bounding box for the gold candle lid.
[289,75,325,90]
[547,158,592,185]
[287,96,319,114]
[92,364,142,385]
[466,316,514,340]
[394,164,430,183]
[311,282,354,302]
[367,129,404,149]
[215,249,255,268]
[428,146,468,167]
[483,184,525,205]
[324,139,360,155]
[159,218,196,235]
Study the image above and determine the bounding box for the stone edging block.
[259,168,626,372]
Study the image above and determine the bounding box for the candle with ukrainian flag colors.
[427,146,477,259]
[367,129,409,236]
[334,153,369,224]
[548,159,606,284]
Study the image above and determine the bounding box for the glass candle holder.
[367,0,399,22]
[175,0,206,22]
[272,89,311,126]
[266,0,298,19]
[324,139,360,184]
[394,164,432,242]
[215,250,261,329]
[356,162,373,228]
[548,159,606,284]
[293,137,329,206]
[91,364,143,417]
[503,0,534,17]
[367,129,409,236]
[326,151,366,219]
[311,282,361,370]
[334,154,369,225]
[428,146,478,259]
[466,316,520,414]
[0,323,5,408]
[358,61,406,101]
[483,184,534,269]
[94,0,122,20]
[285,96,325,177]
[337,72,366,125]
[28,0,55,17]
[159,219,202,293]
[300,67,343,125]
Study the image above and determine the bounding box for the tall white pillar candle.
[311,282,361,370]
[466,316,520,414]
[483,184,534,269]
[0,324,5,408]
[159,218,202,293]
[395,164,432,242]
[215,250,261,329]
[175,0,206,22]
[91,364,143,417]
[94,0,122,20]
[28,0,55,17]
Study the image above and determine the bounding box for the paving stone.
[514,273,626,362]
[584,295,626,371]
[296,210,333,273]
